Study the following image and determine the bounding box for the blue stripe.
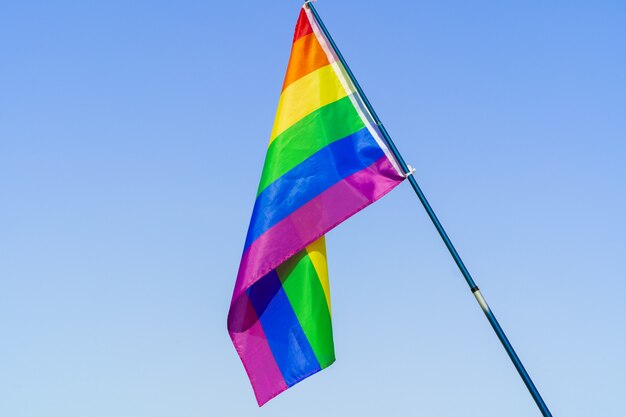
[244,127,384,251]
[247,270,321,386]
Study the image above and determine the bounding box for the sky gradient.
[1,1,625,416]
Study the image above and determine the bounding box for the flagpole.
[305,2,553,416]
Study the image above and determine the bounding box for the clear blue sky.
[1,1,625,416]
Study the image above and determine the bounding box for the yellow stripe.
[305,236,331,316]
[269,64,350,144]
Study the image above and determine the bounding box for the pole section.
[305,2,553,416]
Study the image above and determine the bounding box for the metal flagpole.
[305,2,553,416]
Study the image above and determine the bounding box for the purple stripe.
[233,156,403,300]
[228,292,288,405]
[246,270,321,387]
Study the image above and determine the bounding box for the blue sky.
[1,1,625,416]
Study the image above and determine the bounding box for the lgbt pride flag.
[228,5,406,405]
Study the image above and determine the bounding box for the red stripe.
[292,8,313,43]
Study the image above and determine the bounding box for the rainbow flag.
[228,5,405,405]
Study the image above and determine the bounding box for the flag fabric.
[228,5,406,405]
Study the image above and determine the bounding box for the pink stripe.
[232,157,403,300]
[228,292,288,405]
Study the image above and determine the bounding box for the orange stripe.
[282,32,330,91]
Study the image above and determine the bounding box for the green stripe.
[257,95,365,195]
[277,250,335,368]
